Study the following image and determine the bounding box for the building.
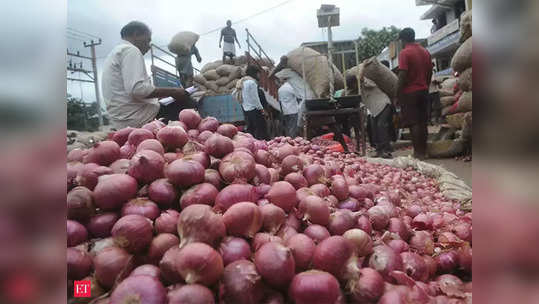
[416,0,472,76]
[377,39,427,72]
[300,40,358,73]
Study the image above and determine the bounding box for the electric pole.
[84,39,103,127]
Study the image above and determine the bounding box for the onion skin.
[120,144,137,159]
[204,169,224,190]
[128,129,155,147]
[179,109,202,129]
[110,275,167,304]
[400,252,429,282]
[67,247,93,280]
[159,247,184,284]
[142,119,166,135]
[111,214,153,253]
[303,225,330,244]
[180,183,219,209]
[328,210,356,236]
[147,233,180,265]
[387,239,410,254]
[136,139,165,155]
[157,126,188,150]
[214,184,258,212]
[277,226,298,243]
[223,202,263,238]
[436,250,459,274]
[356,215,373,235]
[110,159,130,174]
[166,159,205,188]
[280,155,304,176]
[312,236,353,279]
[76,163,114,191]
[177,204,226,248]
[253,164,271,186]
[154,209,180,235]
[254,149,272,167]
[298,196,330,226]
[222,260,264,304]
[388,218,411,242]
[130,264,161,278]
[219,236,252,266]
[286,233,315,271]
[303,164,326,186]
[260,204,286,234]
[93,246,133,289]
[410,231,435,255]
[310,184,331,197]
[219,151,256,184]
[83,140,121,166]
[254,242,295,289]
[112,127,135,146]
[342,229,373,257]
[198,116,219,133]
[285,214,301,231]
[168,284,216,304]
[347,267,385,303]
[87,212,119,238]
[148,178,178,208]
[284,172,308,190]
[188,129,200,138]
[367,205,390,231]
[205,133,234,158]
[67,186,95,221]
[175,242,224,286]
[252,233,284,252]
[93,174,138,211]
[121,198,160,220]
[217,124,238,138]
[368,245,403,281]
[67,220,88,247]
[330,176,349,201]
[289,270,340,304]
[337,197,360,212]
[266,181,298,213]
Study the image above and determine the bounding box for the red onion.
[168,284,216,304]
[219,151,256,184]
[159,247,184,284]
[204,169,224,189]
[157,126,188,150]
[356,215,373,235]
[265,181,298,213]
[285,214,301,230]
[343,229,373,257]
[256,184,271,198]
[67,247,92,280]
[67,187,95,221]
[328,210,356,236]
[121,198,160,220]
[410,231,435,255]
[127,150,165,184]
[67,220,88,247]
[304,225,330,244]
[221,260,264,304]
[349,184,374,201]
[205,133,234,158]
[284,172,308,190]
[94,246,133,289]
[214,184,258,211]
[142,119,166,135]
[67,161,84,189]
[197,130,213,143]
[120,144,137,159]
[252,233,284,252]
[109,159,130,174]
[219,236,251,266]
[436,250,459,274]
[180,183,219,209]
[277,226,298,243]
[330,176,349,201]
[387,190,401,206]
[111,214,153,253]
[217,124,238,138]
[233,136,255,153]
[458,245,472,273]
[273,143,296,162]
[68,148,88,162]
[179,109,202,129]
[137,139,165,155]
[166,159,205,188]
[130,264,161,278]
[147,179,177,208]
[286,233,315,271]
[110,274,167,304]
[388,218,411,242]
[268,168,280,184]
[128,128,154,147]
[254,242,295,289]
[76,163,113,190]
[260,204,286,234]
[87,212,119,238]
[254,149,272,167]
[253,164,271,186]
[93,174,138,211]
[423,255,438,281]
[347,267,385,303]
[198,116,219,132]
[281,155,303,176]
[89,237,116,257]
[400,252,428,282]
[223,202,262,238]
[438,232,462,245]
[289,271,340,304]
[312,236,353,279]
[303,164,326,186]
[368,245,403,280]
[452,222,472,242]
[338,197,360,212]
[298,196,330,226]
[406,205,423,218]
[147,233,180,265]
[175,242,224,286]
[83,140,121,166]
[112,127,135,146]
[188,129,200,138]
[367,206,390,231]
[412,213,433,230]
[310,183,331,197]
[177,204,226,248]
[387,239,409,253]
[436,274,466,298]
[154,209,180,235]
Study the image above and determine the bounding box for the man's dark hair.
[246,65,260,79]
[120,21,151,39]
[399,28,415,43]
[380,60,390,68]
[226,20,232,25]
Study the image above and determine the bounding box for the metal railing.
[245,29,278,100]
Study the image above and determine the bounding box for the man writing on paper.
[219,20,241,64]
[102,21,193,128]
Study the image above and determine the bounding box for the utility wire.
[67,26,101,39]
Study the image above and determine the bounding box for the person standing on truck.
[219,20,241,64]
[277,75,300,138]
[175,44,201,88]
[236,65,269,140]
[396,28,433,160]
[102,21,193,129]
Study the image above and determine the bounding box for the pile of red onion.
[66,109,472,303]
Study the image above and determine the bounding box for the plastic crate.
[198,95,245,123]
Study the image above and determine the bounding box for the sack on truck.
[168,31,199,56]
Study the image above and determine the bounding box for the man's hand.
[219,43,222,48]
[171,88,188,102]
[197,57,202,63]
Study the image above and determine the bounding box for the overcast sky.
[67,0,432,103]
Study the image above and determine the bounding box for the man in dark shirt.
[219,20,241,64]
[396,28,433,160]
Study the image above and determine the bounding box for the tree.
[356,26,401,63]
[67,94,106,131]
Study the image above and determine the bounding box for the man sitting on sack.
[219,20,241,64]
[102,21,195,128]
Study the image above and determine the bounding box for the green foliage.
[67,94,106,131]
[356,26,401,63]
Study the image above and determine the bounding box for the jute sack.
[286,47,344,98]
[462,112,472,141]
[193,74,208,86]
[203,69,220,81]
[458,68,472,92]
[216,64,236,77]
[362,57,398,98]
[226,79,238,90]
[168,31,199,55]
[441,78,458,91]
[455,91,472,113]
[201,60,222,73]
[205,81,218,92]
[427,139,465,158]
[451,38,472,73]
[216,77,230,87]
[344,64,365,80]
[446,112,468,129]
[217,87,228,94]
[439,89,455,97]
[227,66,242,82]
[460,10,472,43]
[441,96,457,107]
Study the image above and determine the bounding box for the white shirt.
[102,40,159,129]
[360,78,391,117]
[241,79,263,111]
[278,82,299,115]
